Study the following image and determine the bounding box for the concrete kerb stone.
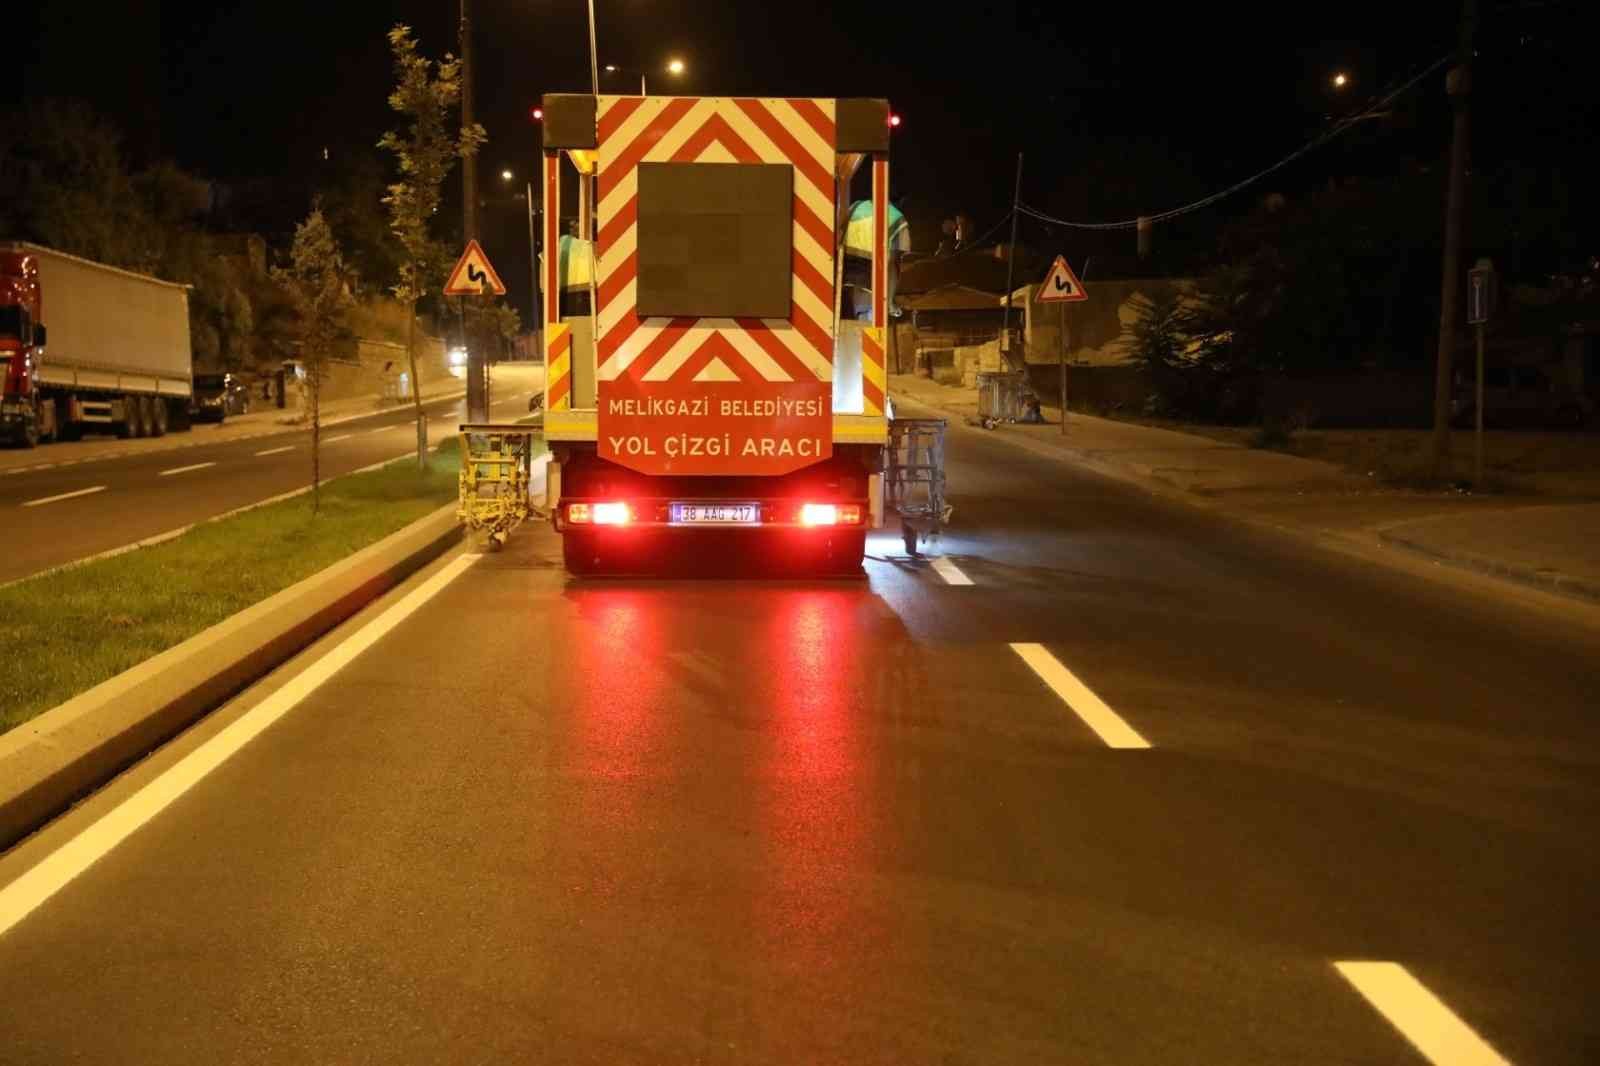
[0,502,464,853]
[1377,523,1600,607]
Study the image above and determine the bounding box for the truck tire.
[116,396,134,439]
[18,413,39,449]
[151,396,169,437]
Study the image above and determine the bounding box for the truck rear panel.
[536,94,894,568]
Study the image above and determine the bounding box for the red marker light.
[888,113,901,128]
[591,502,631,526]
[530,106,544,122]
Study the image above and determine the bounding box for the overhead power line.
[1017,51,1454,232]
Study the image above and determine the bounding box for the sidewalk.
[891,373,1600,606]
[0,382,466,475]
[265,378,466,428]
[1378,504,1600,605]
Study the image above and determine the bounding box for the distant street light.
[602,57,687,96]
[501,168,514,182]
[1332,71,1350,89]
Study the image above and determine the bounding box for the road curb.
[0,502,463,853]
[1377,525,1600,607]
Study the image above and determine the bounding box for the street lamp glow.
[501,169,513,182]
[666,57,686,76]
[1332,72,1349,89]
[604,64,618,73]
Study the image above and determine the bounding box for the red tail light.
[569,501,632,526]
[800,502,861,526]
[592,502,632,526]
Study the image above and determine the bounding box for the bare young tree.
[272,208,353,512]
[377,24,485,468]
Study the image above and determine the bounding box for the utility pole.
[1429,0,1477,479]
[459,0,487,422]
[1000,152,1023,373]
[459,0,478,245]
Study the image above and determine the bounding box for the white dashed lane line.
[1010,642,1151,749]
[254,446,294,457]
[1335,962,1511,1065]
[321,434,353,444]
[21,486,108,508]
[157,462,216,477]
[930,556,974,585]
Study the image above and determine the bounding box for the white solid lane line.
[158,462,216,477]
[1335,962,1511,1066]
[0,552,482,940]
[1010,642,1151,749]
[21,486,108,508]
[930,556,974,586]
[254,445,294,457]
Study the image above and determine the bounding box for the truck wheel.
[902,520,919,557]
[116,397,134,439]
[151,397,169,437]
[18,414,39,449]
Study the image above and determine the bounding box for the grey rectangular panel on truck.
[23,244,192,395]
[635,162,793,320]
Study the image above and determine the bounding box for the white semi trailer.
[0,242,193,447]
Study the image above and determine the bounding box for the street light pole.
[526,181,540,346]
[584,0,600,96]
[1429,0,1478,479]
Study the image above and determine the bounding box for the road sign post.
[1058,301,1068,435]
[1035,255,1088,434]
[444,241,508,422]
[1467,258,1496,487]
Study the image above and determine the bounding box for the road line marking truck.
[537,93,894,572]
[0,243,194,448]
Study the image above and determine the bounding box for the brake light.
[567,501,632,525]
[800,503,861,526]
[592,502,631,525]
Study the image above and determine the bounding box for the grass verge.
[0,441,465,734]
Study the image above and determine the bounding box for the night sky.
[18,1,1595,320]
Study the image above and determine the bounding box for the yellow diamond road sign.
[443,239,507,296]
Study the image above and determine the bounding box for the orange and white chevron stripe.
[592,96,837,387]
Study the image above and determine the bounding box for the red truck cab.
[0,249,45,447]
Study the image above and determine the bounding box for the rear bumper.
[554,497,869,533]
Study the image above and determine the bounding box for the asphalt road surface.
[0,371,541,584]
[2,405,1596,1064]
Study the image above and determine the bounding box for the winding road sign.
[444,240,507,297]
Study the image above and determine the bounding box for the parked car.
[191,373,251,422]
[1452,363,1593,429]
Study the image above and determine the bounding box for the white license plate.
[670,503,760,525]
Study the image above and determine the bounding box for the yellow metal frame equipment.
[456,423,543,548]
